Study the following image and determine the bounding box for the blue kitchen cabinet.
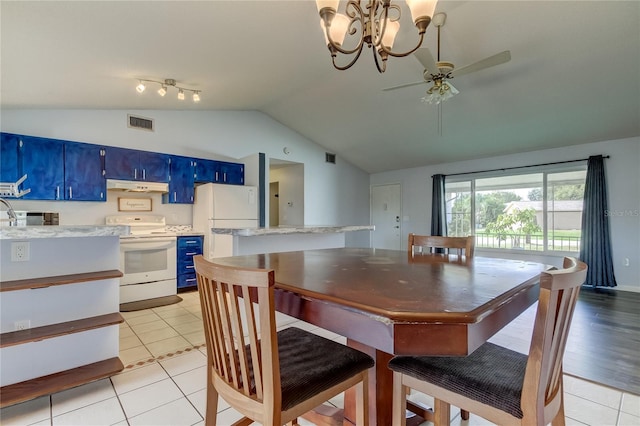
[163,155,195,204]
[1,133,20,184]
[217,161,244,185]
[64,142,106,201]
[194,159,215,183]
[194,159,244,185]
[104,146,169,182]
[20,135,65,200]
[177,235,203,290]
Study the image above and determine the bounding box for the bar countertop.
[211,225,374,237]
[0,225,129,240]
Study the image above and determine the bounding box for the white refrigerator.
[193,183,259,259]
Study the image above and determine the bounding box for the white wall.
[270,164,304,226]
[1,109,371,247]
[371,137,640,292]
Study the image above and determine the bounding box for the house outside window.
[445,168,587,253]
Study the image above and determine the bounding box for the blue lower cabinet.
[177,235,203,291]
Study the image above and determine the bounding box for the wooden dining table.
[213,247,549,425]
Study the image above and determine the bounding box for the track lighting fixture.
[135,78,202,103]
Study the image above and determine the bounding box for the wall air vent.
[325,153,336,164]
[127,114,154,132]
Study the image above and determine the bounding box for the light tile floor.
[1,291,639,426]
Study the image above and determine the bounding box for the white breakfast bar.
[207,225,375,258]
[0,225,128,408]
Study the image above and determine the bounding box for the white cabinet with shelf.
[0,226,127,408]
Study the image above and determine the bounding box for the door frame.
[370,183,402,250]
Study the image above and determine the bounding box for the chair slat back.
[522,257,587,420]
[194,255,278,406]
[408,234,475,258]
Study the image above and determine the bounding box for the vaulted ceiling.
[1,1,638,173]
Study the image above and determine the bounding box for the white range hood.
[106,179,169,193]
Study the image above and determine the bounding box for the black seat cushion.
[388,342,527,418]
[277,327,374,411]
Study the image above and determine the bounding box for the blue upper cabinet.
[1,133,20,184]
[194,159,215,183]
[20,135,65,200]
[64,142,106,201]
[218,161,244,185]
[164,155,195,204]
[194,159,244,185]
[104,147,169,182]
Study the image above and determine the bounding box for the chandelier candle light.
[135,78,201,103]
[316,0,438,73]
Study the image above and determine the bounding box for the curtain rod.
[434,155,610,178]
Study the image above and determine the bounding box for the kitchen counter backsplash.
[167,225,202,235]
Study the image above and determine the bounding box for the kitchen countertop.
[0,225,129,240]
[211,225,374,237]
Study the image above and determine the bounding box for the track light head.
[136,81,146,93]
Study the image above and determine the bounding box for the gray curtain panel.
[579,155,617,287]
[431,174,447,237]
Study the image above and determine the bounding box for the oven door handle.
[120,240,176,251]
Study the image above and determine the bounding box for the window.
[445,168,587,253]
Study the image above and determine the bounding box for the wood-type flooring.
[490,287,640,395]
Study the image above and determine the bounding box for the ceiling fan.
[383,12,511,105]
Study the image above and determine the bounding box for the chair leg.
[433,399,451,426]
[355,371,369,426]
[551,389,566,426]
[205,380,219,426]
[392,372,407,426]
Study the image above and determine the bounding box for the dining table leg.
[344,339,394,426]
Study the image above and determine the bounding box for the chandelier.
[135,78,201,103]
[316,0,438,73]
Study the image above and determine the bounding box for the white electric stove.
[106,215,178,306]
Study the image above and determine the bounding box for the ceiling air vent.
[128,114,154,132]
[325,153,336,164]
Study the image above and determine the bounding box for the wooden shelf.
[0,313,124,348]
[0,269,123,292]
[0,357,124,408]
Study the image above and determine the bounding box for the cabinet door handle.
[185,278,196,282]
[173,192,177,202]
[143,169,146,180]
[186,265,194,269]
[56,186,60,200]
[69,186,73,199]
[134,168,138,180]
[186,251,197,255]
[223,172,227,182]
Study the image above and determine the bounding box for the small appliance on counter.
[0,211,58,227]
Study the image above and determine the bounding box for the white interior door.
[371,184,402,250]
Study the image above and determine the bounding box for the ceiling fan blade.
[383,81,430,92]
[450,50,511,78]
[414,48,440,76]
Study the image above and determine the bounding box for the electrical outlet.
[11,241,30,262]
[14,320,30,331]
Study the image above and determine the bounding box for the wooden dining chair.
[389,256,587,426]
[407,234,474,258]
[193,255,375,426]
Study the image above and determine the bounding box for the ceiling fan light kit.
[316,0,439,73]
[135,78,201,103]
[383,12,511,105]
